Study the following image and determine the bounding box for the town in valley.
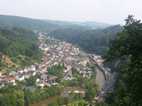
[0,33,105,89]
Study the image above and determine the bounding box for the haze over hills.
[0,15,111,32]
[72,21,110,29]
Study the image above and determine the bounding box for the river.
[95,68,105,90]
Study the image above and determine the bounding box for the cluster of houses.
[38,33,94,80]
[0,33,95,88]
[0,65,37,88]
[36,72,58,88]
[0,64,59,88]
[0,73,16,88]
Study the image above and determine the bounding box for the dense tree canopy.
[106,15,142,105]
[48,25,122,54]
[0,27,41,71]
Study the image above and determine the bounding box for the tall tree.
[106,15,142,105]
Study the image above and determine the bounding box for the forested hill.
[48,25,122,54]
[0,15,122,55]
[0,27,41,72]
[0,15,110,32]
[0,15,63,32]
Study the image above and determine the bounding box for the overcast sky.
[0,0,141,24]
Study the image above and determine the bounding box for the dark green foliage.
[106,15,142,105]
[24,86,61,104]
[0,85,61,106]
[67,100,88,106]
[47,64,64,79]
[83,78,97,101]
[0,27,41,70]
[0,86,24,106]
[48,25,122,54]
[25,76,37,86]
[0,27,38,57]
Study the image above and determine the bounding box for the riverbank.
[95,68,105,90]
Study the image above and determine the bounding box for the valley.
[0,29,114,105]
[0,14,117,104]
[0,31,108,105]
[0,14,141,106]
